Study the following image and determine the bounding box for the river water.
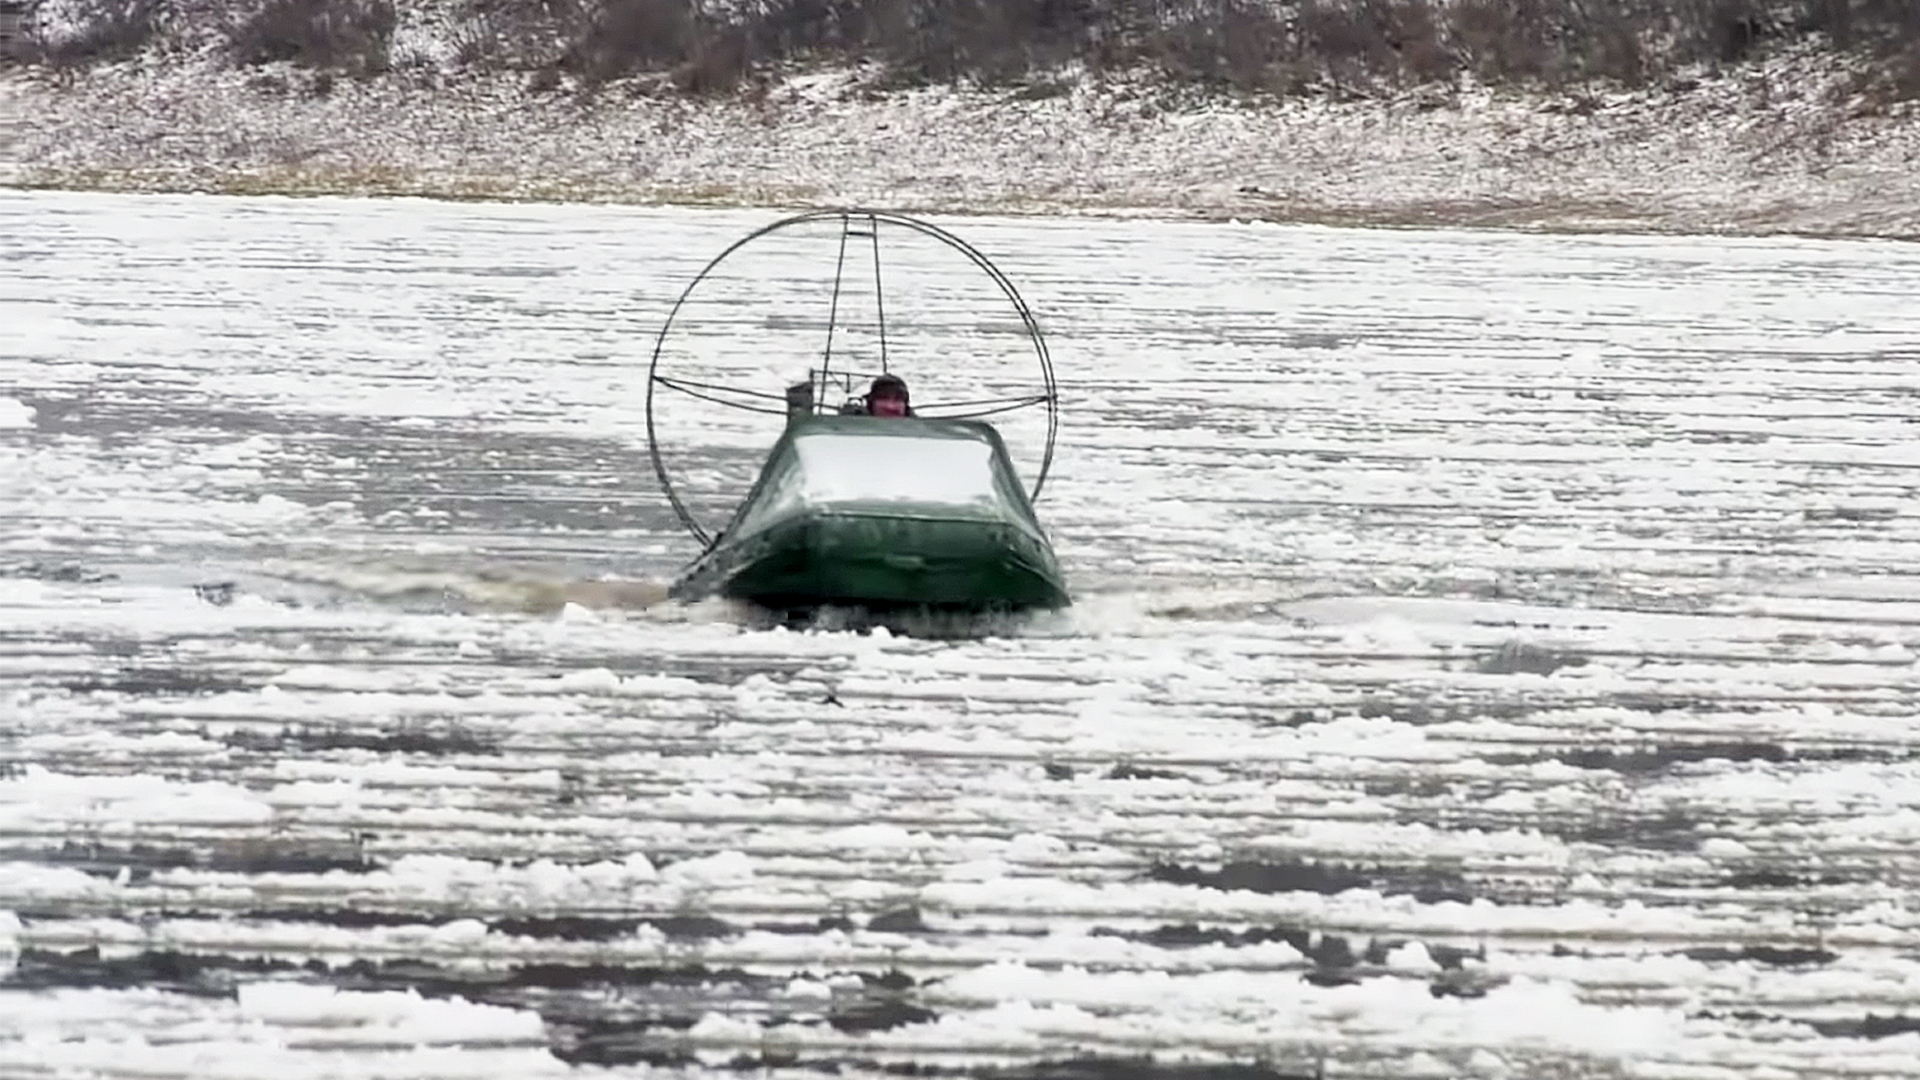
[5,190,1920,1078]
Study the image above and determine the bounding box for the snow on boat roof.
[791,425,1003,507]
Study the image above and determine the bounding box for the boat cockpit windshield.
[793,430,1003,507]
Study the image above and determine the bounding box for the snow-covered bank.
[6,49,1920,237]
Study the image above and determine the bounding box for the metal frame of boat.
[646,209,1070,615]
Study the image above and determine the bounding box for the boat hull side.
[668,415,1070,613]
[673,509,1068,612]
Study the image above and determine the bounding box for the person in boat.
[865,374,914,418]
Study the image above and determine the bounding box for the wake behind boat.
[646,210,1070,617]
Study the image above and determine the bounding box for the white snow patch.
[0,767,274,830]
[235,981,544,1042]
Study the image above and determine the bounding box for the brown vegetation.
[17,0,157,64]
[227,0,398,73]
[9,0,1920,102]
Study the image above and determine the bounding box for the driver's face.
[871,395,908,417]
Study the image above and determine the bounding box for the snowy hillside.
[4,0,1919,236]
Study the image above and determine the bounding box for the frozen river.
[5,190,1920,1078]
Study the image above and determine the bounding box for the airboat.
[646,209,1070,615]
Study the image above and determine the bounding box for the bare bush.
[19,0,1920,104]
[1886,44,1920,101]
[229,0,397,72]
[1,0,36,59]
[1853,38,1920,106]
[770,0,1920,97]
[447,1,564,70]
[564,0,693,82]
[1126,0,1296,92]
[1215,0,1306,90]
[770,0,897,57]
[1576,7,1649,86]
[671,25,751,93]
[1389,0,1455,84]
[1686,0,1784,64]
[1845,0,1920,55]
[1299,0,1388,73]
[854,0,1105,85]
[1450,0,1558,82]
[30,0,159,64]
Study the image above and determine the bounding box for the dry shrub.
[1847,0,1920,84]
[565,0,693,82]
[671,26,750,93]
[863,0,1104,85]
[1886,46,1920,101]
[30,0,159,64]
[1298,0,1391,76]
[1577,7,1649,86]
[229,0,397,72]
[1810,0,1855,47]
[443,0,573,71]
[573,0,1920,99]
[1218,0,1302,90]
[750,0,841,57]
[557,0,796,90]
[445,15,494,67]
[1290,0,1458,89]
[1688,0,1783,64]
[1855,40,1920,106]
[526,61,563,91]
[1146,0,1297,93]
[1448,0,1555,82]
[1391,0,1455,84]
[2,0,37,59]
[34,0,1890,104]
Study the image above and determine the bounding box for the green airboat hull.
[670,415,1069,613]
